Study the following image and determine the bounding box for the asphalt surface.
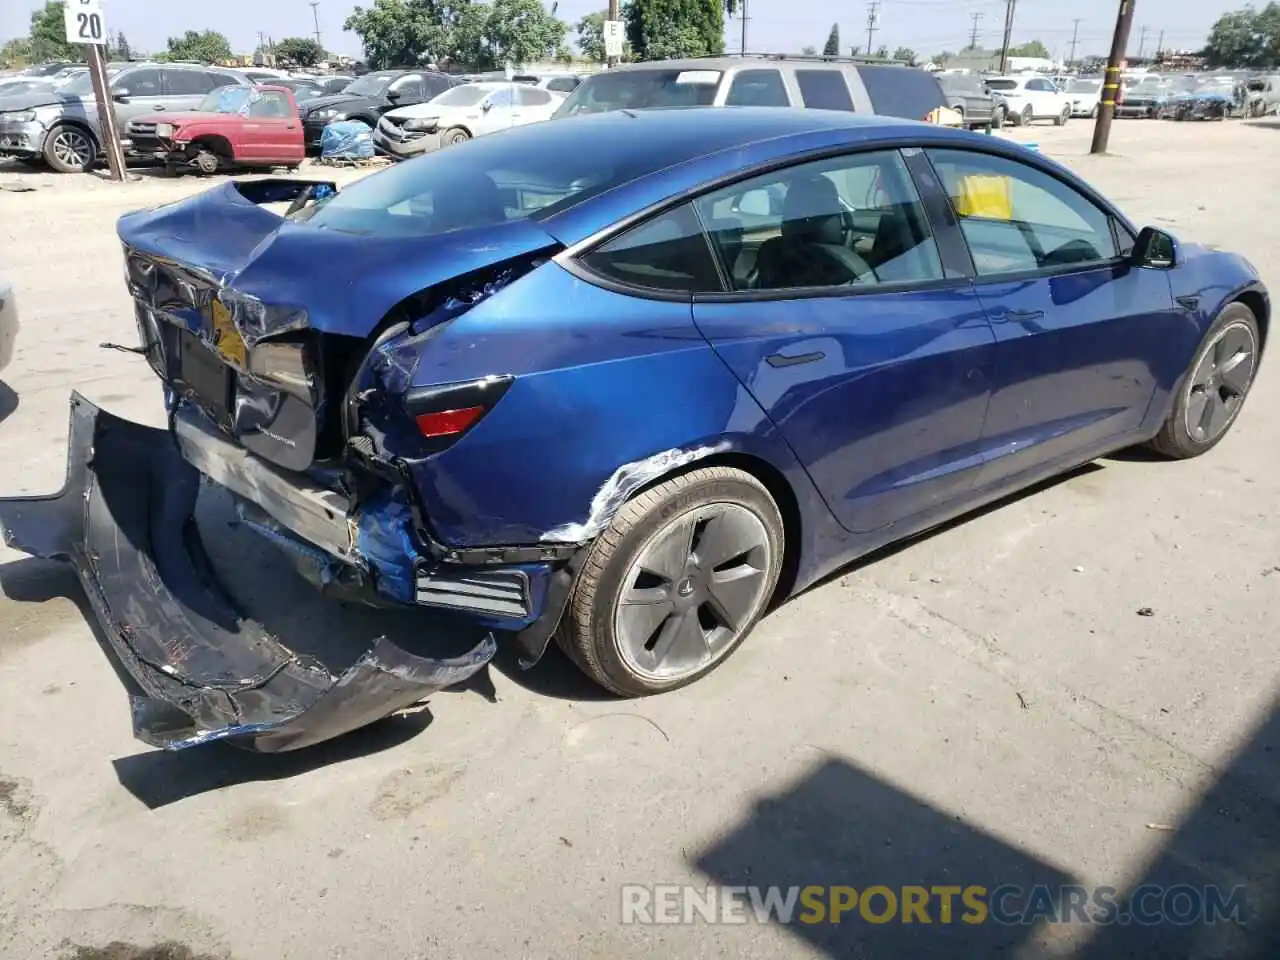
[0,119,1277,960]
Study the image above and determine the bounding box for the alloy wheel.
[52,129,93,170]
[1184,322,1257,443]
[614,502,772,682]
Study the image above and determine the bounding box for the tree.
[1007,39,1050,59]
[1,38,34,68]
[577,10,606,60]
[110,32,133,60]
[1203,3,1280,68]
[873,45,888,59]
[801,45,817,56]
[822,23,840,57]
[483,0,568,65]
[275,37,326,66]
[624,0,724,61]
[166,29,233,63]
[30,1,77,63]
[892,46,917,65]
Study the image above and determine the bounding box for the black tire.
[1020,105,1034,127]
[42,123,97,174]
[1147,302,1261,459]
[1054,106,1069,126]
[557,466,785,697]
[1090,104,1099,119]
[991,106,1005,130]
[441,126,471,147]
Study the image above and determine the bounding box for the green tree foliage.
[624,0,724,61]
[30,1,77,63]
[0,37,34,68]
[345,0,568,69]
[801,45,817,55]
[577,10,606,60]
[166,29,233,63]
[822,23,840,57]
[111,32,133,60]
[275,37,326,66]
[1203,3,1280,67]
[1008,39,1050,59]
[892,46,917,65]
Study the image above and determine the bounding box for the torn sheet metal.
[0,393,495,753]
[541,441,732,543]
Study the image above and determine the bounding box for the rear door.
[857,65,948,120]
[690,148,997,535]
[479,88,517,134]
[924,147,1181,484]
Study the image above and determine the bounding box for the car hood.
[116,178,562,339]
[0,88,87,111]
[384,100,461,120]
[301,92,382,115]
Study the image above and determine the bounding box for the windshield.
[554,69,721,117]
[1067,79,1100,93]
[984,79,1017,91]
[342,73,395,97]
[198,87,254,113]
[60,71,97,96]
[429,85,489,107]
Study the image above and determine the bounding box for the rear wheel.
[1020,105,1034,126]
[441,126,470,147]
[991,105,1005,130]
[558,466,784,697]
[1054,106,1070,126]
[42,124,96,174]
[1147,302,1260,459]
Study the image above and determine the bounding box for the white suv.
[984,75,1071,126]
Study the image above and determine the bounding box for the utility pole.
[969,12,983,50]
[87,43,126,182]
[310,1,323,50]
[1091,0,1137,154]
[1136,24,1149,60]
[1067,18,1082,66]
[740,0,750,56]
[998,0,1017,74]
[1155,28,1164,61]
[866,1,880,56]
[607,0,620,68]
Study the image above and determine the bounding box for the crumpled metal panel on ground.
[0,393,495,752]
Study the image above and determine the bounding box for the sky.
[0,0,1241,62]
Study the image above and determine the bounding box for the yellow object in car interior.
[952,174,1014,221]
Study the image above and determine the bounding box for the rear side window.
[165,70,217,95]
[516,87,553,106]
[859,66,947,119]
[725,69,790,107]
[795,70,855,110]
[580,203,721,294]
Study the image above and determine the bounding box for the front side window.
[693,150,945,291]
[390,74,425,99]
[794,70,855,111]
[928,148,1119,275]
[553,69,721,117]
[486,88,515,108]
[516,87,553,106]
[249,91,292,118]
[121,69,162,97]
[580,203,720,293]
[725,70,790,107]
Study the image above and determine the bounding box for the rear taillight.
[414,405,485,438]
[402,375,514,450]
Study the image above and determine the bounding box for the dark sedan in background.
[298,69,462,151]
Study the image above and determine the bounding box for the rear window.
[939,74,982,94]
[859,65,947,119]
[985,79,1018,91]
[795,69,855,110]
[554,69,721,117]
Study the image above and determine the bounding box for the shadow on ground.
[691,701,1279,958]
[0,382,17,424]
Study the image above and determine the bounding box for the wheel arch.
[48,118,99,148]
[1234,287,1270,353]
[189,133,234,158]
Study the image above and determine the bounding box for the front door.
[691,148,997,535]
[924,147,1182,488]
[112,67,166,125]
[243,89,297,161]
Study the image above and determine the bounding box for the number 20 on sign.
[64,0,108,46]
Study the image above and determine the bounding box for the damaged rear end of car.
[0,176,578,751]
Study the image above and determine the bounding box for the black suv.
[298,69,462,152]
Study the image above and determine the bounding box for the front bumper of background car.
[0,394,582,752]
[0,115,47,157]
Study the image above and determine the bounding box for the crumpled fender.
[0,393,495,752]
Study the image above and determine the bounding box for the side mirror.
[112,88,130,103]
[481,100,493,112]
[386,88,403,101]
[1131,226,1178,269]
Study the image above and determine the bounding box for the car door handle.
[990,308,1045,324]
[766,350,826,368]
[153,106,166,111]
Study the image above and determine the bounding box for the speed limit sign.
[64,0,108,46]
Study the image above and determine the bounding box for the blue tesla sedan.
[0,107,1267,750]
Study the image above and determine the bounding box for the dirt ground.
[0,119,1278,960]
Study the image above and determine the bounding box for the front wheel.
[1054,106,1069,126]
[1147,302,1260,459]
[441,126,471,147]
[42,123,97,173]
[558,466,785,697]
[1020,105,1034,126]
[991,105,1005,130]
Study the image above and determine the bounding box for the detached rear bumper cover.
[0,393,495,752]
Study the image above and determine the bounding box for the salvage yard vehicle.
[126,86,305,175]
[0,63,249,173]
[374,81,560,158]
[0,109,1267,752]
[1065,77,1101,117]
[937,72,1004,130]
[1116,76,1171,118]
[299,69,463,153]
[1164,76,1234,121]
[982,75,1071,126]
[553,54,957,126]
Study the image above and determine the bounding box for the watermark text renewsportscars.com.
[621,884,1248,927]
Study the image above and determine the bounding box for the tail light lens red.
[414,405,486,438]
[401,374,514,451]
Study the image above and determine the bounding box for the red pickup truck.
[125,85,306,175]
